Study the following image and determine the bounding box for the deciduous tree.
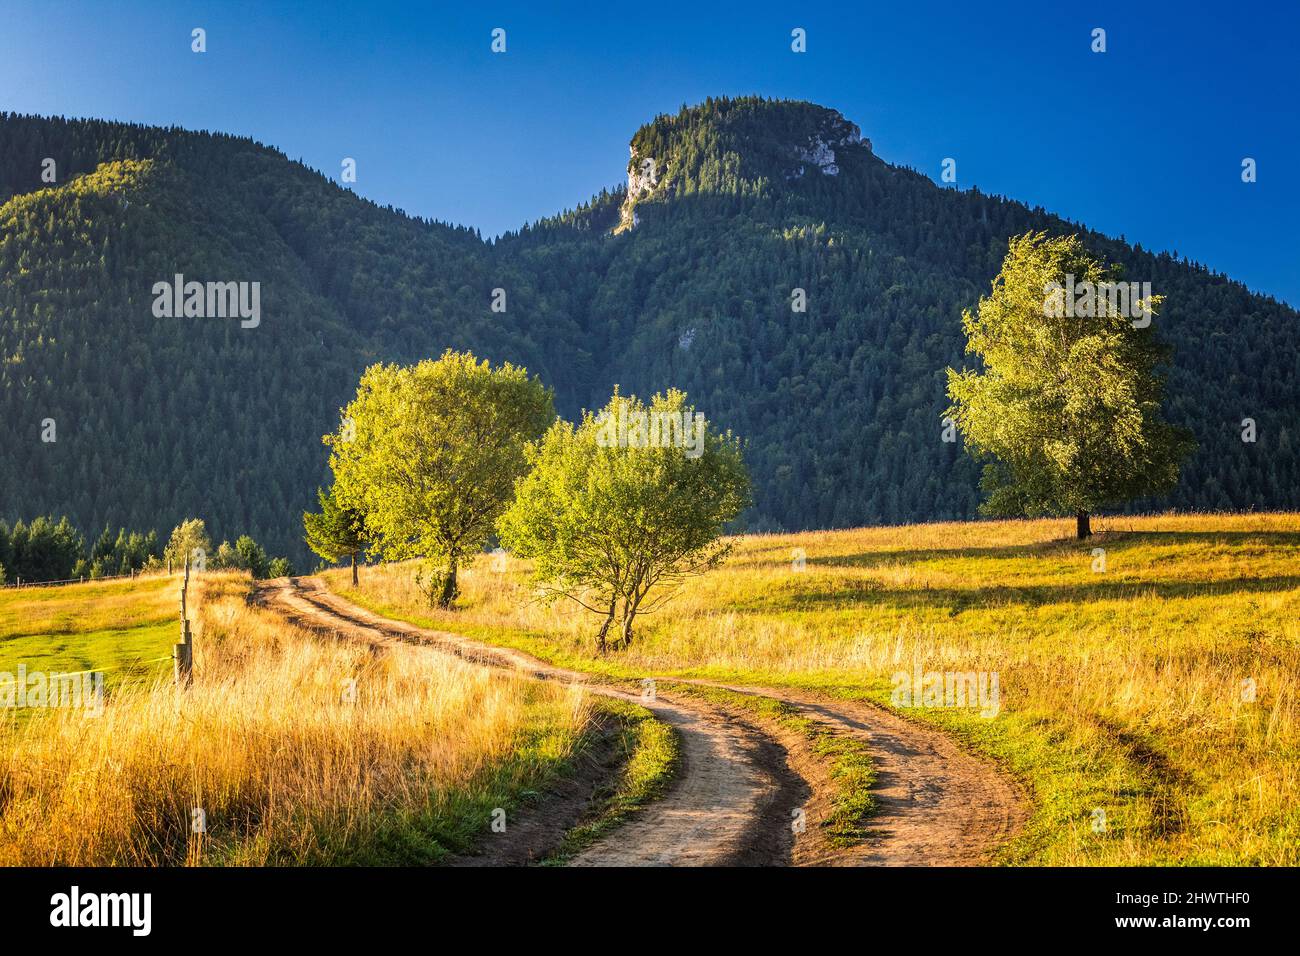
[164,518,212,570]
[498,389,749,652]
[326,351,554,608]
[945,232,1195,538]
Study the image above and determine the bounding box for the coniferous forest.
[2,97,1297,567]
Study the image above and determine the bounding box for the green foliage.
[303,486,366,567]
[266,556,294,578]
[498,388,749,651]
[234,535,270,578]
[84,525,159,579]
[163,518,211,570]
[210,533,287,578]
[213,540,239,570]
[1,514,156,583]
[0,516,85,582]
[1,102,1297,558]
[327,350,554,608]
[0,512,281,583]
[946,232,1196,526]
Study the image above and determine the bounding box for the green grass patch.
[0,576,176,697]
[543,698,680,864]
[656,681,875,845]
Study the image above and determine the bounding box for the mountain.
[0,113,589,566]
[2,98,1297,564]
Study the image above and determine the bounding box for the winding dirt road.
[673,680,1027,865]
[255,576,1026,866]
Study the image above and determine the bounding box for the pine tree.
[303,486,366,585]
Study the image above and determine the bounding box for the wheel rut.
[254,576,1027,866]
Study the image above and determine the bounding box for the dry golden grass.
[329,512,1300,865]
[0,573,591,865]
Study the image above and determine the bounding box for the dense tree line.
[0,516,86,584]
[0,513,289,584]
[2,100,1297,564]
[0,514,158,583]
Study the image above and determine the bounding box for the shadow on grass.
[804,530,1300,572]
[737,576,1300,615]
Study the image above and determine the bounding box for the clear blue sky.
[2,0,1296,304]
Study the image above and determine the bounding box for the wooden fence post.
[174,620,193,688]
[175,554,194,688]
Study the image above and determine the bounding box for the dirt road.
[669,680,1028,865]
[255,576,1026,866]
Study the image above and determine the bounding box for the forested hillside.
[500,98,1300,529]
[2,99,1297,562]
[0,114,588,564]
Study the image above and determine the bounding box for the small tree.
[304,486,367,585]
[946,232,1195,538]
[9,516,85,582]
[164,518,212,570]
[266,557,295,578]
[326,350,554,608]
[234,535,270,579]
[498,389,750,652]
[213,540,239,569]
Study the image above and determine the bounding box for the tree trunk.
[595,601,616,656]
[351,552,358,587]
[619,612,635,649]
[437,556,458,609]
[1076,511,1092,539]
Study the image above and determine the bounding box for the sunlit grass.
[0,575,176,691]
[326,512,1300,866]
[0,573,593,865]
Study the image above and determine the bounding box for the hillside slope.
[499,97,1300,529]
[324,511,1300,865]
[2,99,1297,561]
[0,115,589,561]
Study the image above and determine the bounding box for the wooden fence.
[1,556,195,687]
[175,556,194,687]
[0,568,162,589]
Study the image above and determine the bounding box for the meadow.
[0,576,175,693]
[0,573,595,865]
[325,512,1300,866]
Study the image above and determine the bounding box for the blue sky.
[2,0,1296,304]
